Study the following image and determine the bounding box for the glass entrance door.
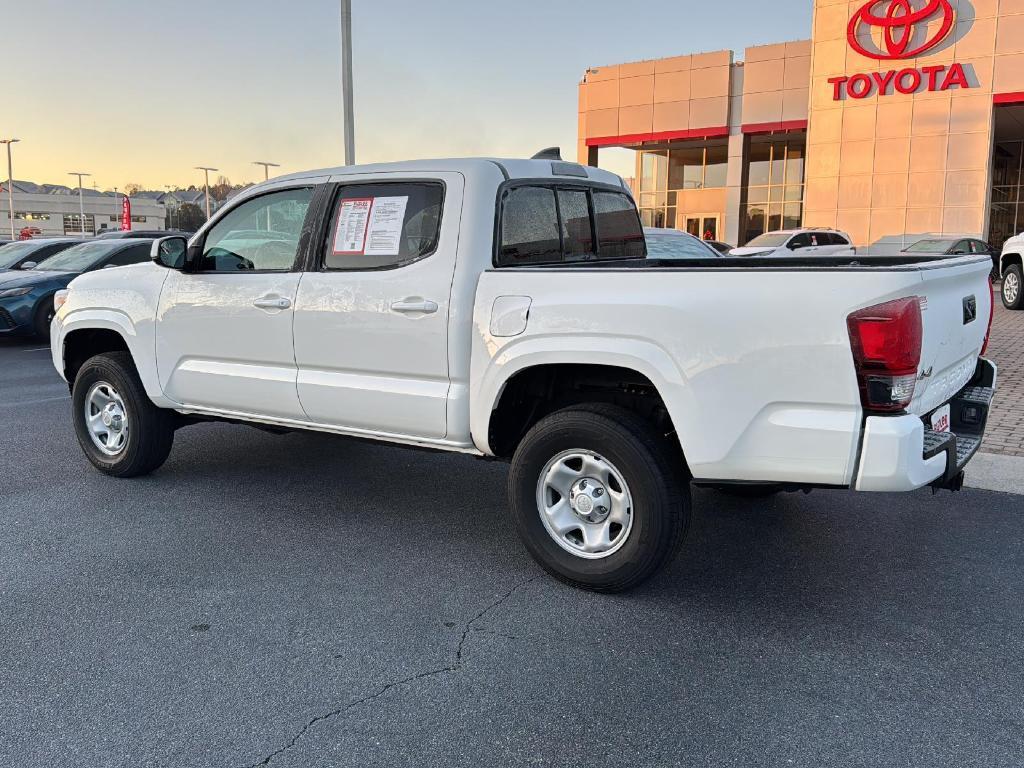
[685,215,719,242]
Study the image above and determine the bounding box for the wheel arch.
[478,350,690,467]
[59,311,162,400]
[1001,251,1022,277]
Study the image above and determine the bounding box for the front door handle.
[390,298,438,314]
[253,296,291,310]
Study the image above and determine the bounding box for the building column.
[724,132,746,246]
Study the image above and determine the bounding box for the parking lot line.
[1,395,70,408]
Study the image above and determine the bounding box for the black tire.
[508,404,690,592]
[1001,264,1024,310]
[72,351,175,477]
[32,296,55,340]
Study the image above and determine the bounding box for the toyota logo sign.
[830,0,972,100]
[847,0,955,60]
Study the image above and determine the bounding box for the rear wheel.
[72,351,175,477]
[1002,264,1023,310]
[508,404,689,592]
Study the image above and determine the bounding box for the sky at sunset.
[2,0,810,191]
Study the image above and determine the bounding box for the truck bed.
[470,253,993,487]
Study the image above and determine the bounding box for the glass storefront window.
[747,142,772,187]
[704,146,728,188]
[741,137,806,244]
[640,151,667,193]
[637,143,728,234]
[785,145,804,185]
[989,140,1024,249]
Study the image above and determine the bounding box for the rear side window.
[497,185,644,267]
[830,233,850,245]
[325,182,444,270]
[592,192,645,260]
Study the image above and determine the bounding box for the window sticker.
[332,198,373,254]
[364,196,409,257]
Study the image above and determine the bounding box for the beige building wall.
[804,0,1021,251]
[741,40,812,129]
[577,50,734,164]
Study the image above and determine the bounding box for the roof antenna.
[531,147,562,161]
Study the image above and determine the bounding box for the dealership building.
[0,184,166,239]
[578,0,1024,252]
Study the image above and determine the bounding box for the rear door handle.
[253,296,291,310]
[390,299,438,314]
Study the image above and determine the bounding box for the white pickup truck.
[51,154,997,591]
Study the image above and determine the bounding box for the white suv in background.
[731,228,856,258]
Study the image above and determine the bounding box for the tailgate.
[909,255,992,416]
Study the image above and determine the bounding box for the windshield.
[904,239,951,253]
[645,232,720,259]
[743,233,791,248]
[0,241,42,268]
[34,242,115,272]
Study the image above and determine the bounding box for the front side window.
[198,187,313,272]
[325,182,444,270]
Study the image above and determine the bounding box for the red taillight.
[847,297,923,412]
[980,276,994,356]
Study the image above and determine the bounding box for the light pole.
[164,185,175,230]
[253,161,280,230]
[253,161,280,181]
[195,166,217,221]
[68,171,91,236]
[340,0,355,165]
[1,138,20,240]
[113,187,118,231]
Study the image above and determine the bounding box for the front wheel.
[1002,264,1023,310]
[72,351,175,477]
[32,297,55,340]
[508,405,690,592]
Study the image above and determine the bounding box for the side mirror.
[20,261,37,270]
[151,236,188,270]
[788,242,801,250]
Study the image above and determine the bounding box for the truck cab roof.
[264,157,627,192]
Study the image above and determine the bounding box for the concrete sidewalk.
[981,285,1024,457]
[964,451,1024,495]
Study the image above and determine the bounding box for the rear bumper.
[854,358,997,492]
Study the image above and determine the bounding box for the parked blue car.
[0,239,153,339]
[0,238,79,273]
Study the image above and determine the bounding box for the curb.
[964,452,1024,495]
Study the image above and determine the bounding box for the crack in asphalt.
[239,576,537,768]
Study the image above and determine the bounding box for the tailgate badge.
[963,295,977,324]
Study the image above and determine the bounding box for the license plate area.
[930,404,951,434]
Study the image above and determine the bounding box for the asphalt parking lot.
[2,338,1023,768]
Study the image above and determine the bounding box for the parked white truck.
[51,154,996,591]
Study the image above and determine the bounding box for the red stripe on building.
[741,120,808,135]
[994,91,1024,105]
[585,126,730,147]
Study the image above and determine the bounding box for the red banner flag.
[121,194,131,231]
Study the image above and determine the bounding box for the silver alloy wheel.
[84,381,130,456]
[536,449,634,559]
[1004,271,1020,305]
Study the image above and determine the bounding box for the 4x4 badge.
[963,296,977,324]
